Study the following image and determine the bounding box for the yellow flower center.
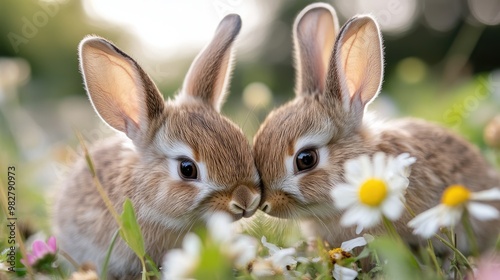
[441,185,471,207]
[359,178,388,207]
[328,248,352,264]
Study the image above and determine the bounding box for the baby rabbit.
[53,14,261,278]
[253,3,500,252]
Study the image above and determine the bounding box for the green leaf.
[368,237,424,280]
[119,199,146,258]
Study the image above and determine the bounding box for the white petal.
[228,235,258,268]
[355,225,364,234]
[359,208,382,229]
[381,195,405,221]
[467,202,500,221]
[332,185,359,210]
[395,153,416,167]
[271,247,297,268]
[332,264,358,280]
[341,237,367,251]
[408,206,443,238]
[387,175,409,192]
[261,236,280,255]
[342,205,381,229]
[390,153,416,177]
[372,152,387,178]
[183,233,202,257]
[441,207,462,227]
[163,240,200,280]
[344,159,364,185]
[296,257,310,264]
[359,155,373,178]
[340,205,367,227]
[207,212,234,243]
[363,234,375,243]
[471,188,500,201]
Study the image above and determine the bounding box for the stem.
[59,250,79,270]
[404,204,417,217]
[141,257,147,280]
[101,229,120,280]
[426,240,443,278]
[145,255,161,278]
[75,131,121,225]
[433,234,471,270]
[382,216,401,242]
[441,22,485,85]
[461,210,479,257]
[55,265,66,279]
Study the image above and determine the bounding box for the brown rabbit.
[53,14,261,278]
[252,3,500,252]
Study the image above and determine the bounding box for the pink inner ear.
[294,5,338,95]
[337,17,383,106]
[82,44,143,133]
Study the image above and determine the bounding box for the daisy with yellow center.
[408,185,500,238]
[329,235,373,280]
[331,152,416,232]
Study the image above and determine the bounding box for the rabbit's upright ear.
[181,14,241,112]
[79,36,164,143]
[294,3,339,95]
[325,16,383,116]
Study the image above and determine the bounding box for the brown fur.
[53,14,260,279]
[253,3,500,252]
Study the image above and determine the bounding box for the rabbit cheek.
[161,182,201,216]
[260,190,297,218]
[298,169,333,204]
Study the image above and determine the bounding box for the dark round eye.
[295,149,318,172]
[178,159,198,180]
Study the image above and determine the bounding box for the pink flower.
[471,254,500,280]
[21,236,57,266]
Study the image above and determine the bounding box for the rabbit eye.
[295,149,318,173]
[178,159,198,180]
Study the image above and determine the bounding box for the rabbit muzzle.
[228,185,261,219]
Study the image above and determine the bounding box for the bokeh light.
[468,0,500,26]
[396,57,427,84]
[243,82,273,110]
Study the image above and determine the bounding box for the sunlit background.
[0,0,500,232]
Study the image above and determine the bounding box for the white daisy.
[408,185,500,238]
[162,233,201,280]
[207,212,258,268]
[331,152,415,231]
[330,235,373,280]
[251,236,297,277]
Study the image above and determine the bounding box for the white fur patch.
[173,91,199,106]
[280,128,334,202]
[155,138,223,206]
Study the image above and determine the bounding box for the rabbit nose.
[260,202,271,213]
[229,185,260,218]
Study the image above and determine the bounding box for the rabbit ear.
[293,3,339,95]
[181,14,241,112]
[325,16,383,115]
[79,36,164,143]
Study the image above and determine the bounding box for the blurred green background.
[0,0,499,234]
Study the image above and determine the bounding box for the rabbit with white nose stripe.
[53,14,261,278]
[253,3,500,254]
